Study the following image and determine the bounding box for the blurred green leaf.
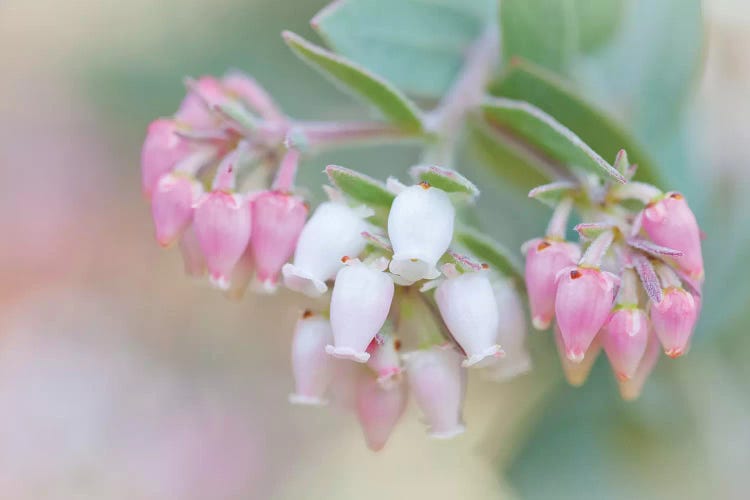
[409,165,479,198]
[529,181,578,208]
[325,165,395,207]
[454,226,523,282]
[312,0,496,98]
[481,97,625,182]
[283,31,424,132]
[489,60,661,186]
[572,0,625,53]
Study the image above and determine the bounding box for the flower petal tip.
[566,350,586,364]
[281,264,328,297]
[532,316,551,331]
[428,424,466,440]
[462,345,504,367]
[325,345,370,363]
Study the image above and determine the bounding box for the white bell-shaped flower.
[356,373,408,451]
[435,270,502,367]
[404,345,466,439]
[483,279,531,381]
[289,311,335,405]
[282,202,368,297]
[326,258,395,362]
[388,183,455,283]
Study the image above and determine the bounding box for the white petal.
[281,263,328,297]
[289,314,335,405]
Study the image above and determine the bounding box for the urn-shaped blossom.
[524,239,580,330]
[388,183,455,283]
[193,191,252,289]
[282,202,368,297]
[435,270,502,367]
[555,267,617,362]
[602,308,649,381]
[151,173,203,247]
[404,346,466,439]
[641,192,704,281]
[650,287,698,358]
[141,119,192,198]
[326,259,395,362]
[250,190,308,292]
[618,333,661,401]
[289,311,335,405]
[356,374,408,451]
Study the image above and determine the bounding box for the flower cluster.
[286,171,529,450]
[524,151,704,399]
[142,73,311,296]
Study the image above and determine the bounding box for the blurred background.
[1,0,749,498]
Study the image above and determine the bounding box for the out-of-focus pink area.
[0,0,749,498]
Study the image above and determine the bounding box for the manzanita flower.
[388,183,455,283]
[524,239,580,330]
[249,190,308,292]
[289,311,335,406]
[483,279,531,381]
[435,269,502,367]
[618,333,661,401]
[366,333,402,388]
[554,324,601,387]
[650,286,698,358]
[555,267,618,363]
[326,258,395,362]
[602,307,649,381]
[193,190,252,290]
[282,202,368,297]
[151,173,203,247]
[641,192,704,281]
[222,71,285,122]
[141,119,192,198]
[355,374,408,452]
[404,345,466,439]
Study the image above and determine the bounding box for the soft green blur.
[1,0,748,498]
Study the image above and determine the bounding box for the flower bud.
[193,191,252,289]
[178,225,206,278]
[175,76,226,129]
[355,374,408,452]
[650,287,697,358]
[222,72,284,122]
[554,324,601,387]
[326,259,394,362]
[641,192,704,281]
[388,183,455,283]
[366,334,402,388]
[555,267,617,362]
[151,173,203,247]
[404,346,466,439]
[618,333,661,401]
[289,311,335,406]
[483,280,531,381]
[524,239,580,330]
[250,191,308,292]
[602,307,649,381]
[141,119,192,198]
[282,202,368,297]
[435,271,502,367]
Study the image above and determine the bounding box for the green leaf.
[325,165,395,208]
[409,165,479,198]
[528,181,578,207]
[454,227,523,282]
[481,97,625,183]
[311,0,496,98]
[282,31,423,132]
[489,60,661,186]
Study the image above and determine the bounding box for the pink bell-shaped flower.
[618,333,661,401]
[388,183,455,283]
[404,345,466,439]
[141,119,192,198]
[555,267,617,363]
[641,192,704,281]
[554,324,601,387]
[222,71,285,122]
[249,190,308,292]
[435,269,502,367]
[289,311,335,406]
[524,239,580,330]
[193,190,252,290]
[178,225,206,278]
[366,333,403,388]
[355,373,408,451]
[282,202,368,297]
[326,258,395,362]
[650,286,698,358]
[151,173,203,247]
[483,279,531,381]
[602,307,649,381]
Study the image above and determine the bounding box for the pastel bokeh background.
[1,0,749,498]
